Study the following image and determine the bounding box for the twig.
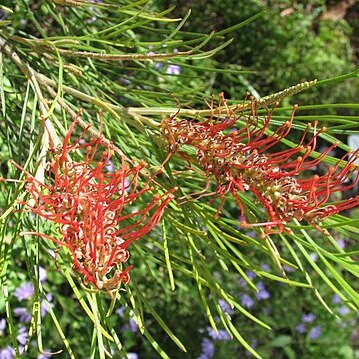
[47,48,192,62]
[0,35,317,127]
[34,72,158,129]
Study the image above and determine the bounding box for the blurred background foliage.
[0,0,358,359]
[156,0,358,107]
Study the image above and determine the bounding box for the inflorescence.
[16,117,175,292]
[161,94,359,237]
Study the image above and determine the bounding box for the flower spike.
[162,95,359,237]
[17,113,175,292]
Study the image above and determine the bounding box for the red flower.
[16,118,175,292]
[162,95,359,237]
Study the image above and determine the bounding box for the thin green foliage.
[0,1,358,358]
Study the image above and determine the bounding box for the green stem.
[1,35,318,129]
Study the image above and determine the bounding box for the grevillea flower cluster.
[17,118,175,292]
[161,95,359,237]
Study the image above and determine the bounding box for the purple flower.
[240,294,254,309]
[166,64,181,75]
[207,327,231,341]
[238,278,247,287]
[246,230,257,238]
[336,239,346,249]
[128,318,138,333]
[332,294,342,304]
[38,351,52,359]
[120,321,138,334]
[198,338,214,359]
[245,270,256,280]
[218,299,234,316]
[255,282,270,300]
[126,354,138,359]
[260,264,270,271]
[115,307,125,318]
[309,252,318,262]
[41,294,54,317]
[245,339,259,357]
[0,346,15,359]
[13,307,31,323]
[15,283,34,301]
[309,325,321,340]
[302,313,316,323]
[0,319,6,333]
[256,289,270,300]
[283,265,296,273]
[116,306,139,335]
[105,160,115,173]
[120,77,131,85]
[147,50,163,70]
[250,338,258,349]
[295,323,306,334]
[34,266,47,283]
[17,327,28,346]
[348,134,359,164]
[154,62,163,70]
[338,306,350,316]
